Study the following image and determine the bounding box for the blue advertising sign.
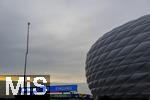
[48,85,77,92]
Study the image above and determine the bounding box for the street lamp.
[24,22,30,94]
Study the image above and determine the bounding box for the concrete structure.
[86,15,150,99]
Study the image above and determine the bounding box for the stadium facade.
[85,15,150,99]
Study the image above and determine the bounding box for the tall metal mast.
[24,22,30,94]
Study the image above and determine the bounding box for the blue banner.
[48,85,77,92]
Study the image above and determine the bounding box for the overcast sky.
[0,0,150,83]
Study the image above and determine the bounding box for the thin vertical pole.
[24,22,30,95]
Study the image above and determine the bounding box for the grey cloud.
[0,0,150,85]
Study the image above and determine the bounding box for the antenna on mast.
[24,22,30,94]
